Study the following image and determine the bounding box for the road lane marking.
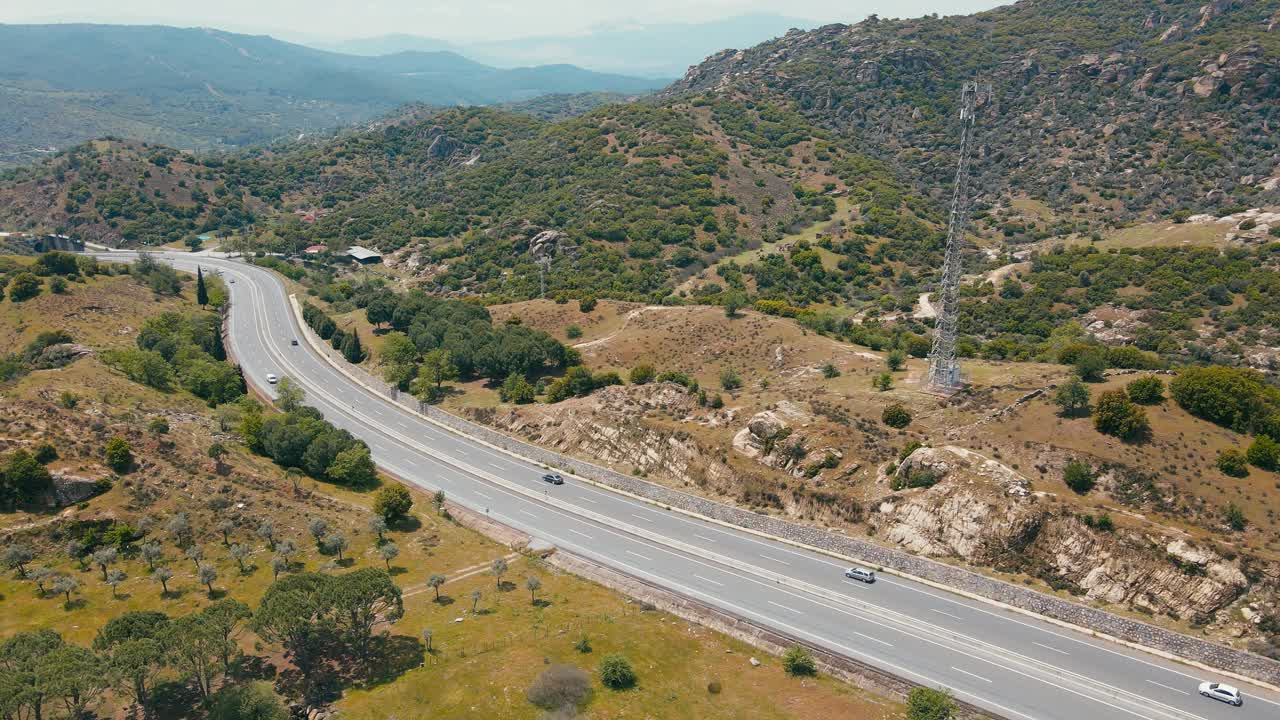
[768,600,801,614]
[567,529,593,540]
[692,574,724,587]
[931,608,962,620]
[625,550,652,561]
[630,513,654,523]
[694,534,717,543]
[1146,681,1188,696]
[1034,642,1069,656]
[519,510,537,519]
[577,496,598,505]
[761,554,790,565]
[951,666,992,683]
[854,632,894,648]
[473,490,493,500]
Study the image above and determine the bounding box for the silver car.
[845,567,876,583]
[1198,681,1243,707]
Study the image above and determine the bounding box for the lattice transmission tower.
[926,80,991,394]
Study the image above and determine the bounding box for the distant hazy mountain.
[0,23,662,167]
[324,14,816,77]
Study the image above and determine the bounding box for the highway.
[117,251,1280,720]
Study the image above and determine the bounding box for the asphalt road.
[111,252,1280,720]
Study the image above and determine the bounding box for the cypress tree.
[342,331,364,363]
[196,267,209,307]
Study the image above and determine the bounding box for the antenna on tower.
[925,80,991,395]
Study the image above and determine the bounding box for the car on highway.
[541,473,565,485]
[1198,681,1243,707]
[845,567,876,583]
[266,373,278,384]
[291,339,299,346]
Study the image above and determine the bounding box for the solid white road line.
[952,666,993,683]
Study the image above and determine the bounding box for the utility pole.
[926,80,991,394]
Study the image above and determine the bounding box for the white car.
[1198,681,1243,707]
[266,373,279,384]
[844,567,876,583]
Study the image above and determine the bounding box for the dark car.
[290,339,299,346]
[541,473,565,485]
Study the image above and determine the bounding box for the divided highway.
[116,252,1280,720]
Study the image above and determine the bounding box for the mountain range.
[0,23,664,167]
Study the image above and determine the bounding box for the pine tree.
[341,331,365,363]
[196,266,209,307]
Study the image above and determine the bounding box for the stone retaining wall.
[289,296,1280,688]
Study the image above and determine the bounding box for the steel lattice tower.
[926,81,990,394]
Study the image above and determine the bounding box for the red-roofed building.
[304,245,327,254]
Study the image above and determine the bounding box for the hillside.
[0,24,662,167]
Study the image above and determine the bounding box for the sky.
[1,0,1003,43]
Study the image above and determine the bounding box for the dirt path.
[572,305,681,349]
[913,292,937,320]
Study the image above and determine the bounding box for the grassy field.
[0,258,904,718]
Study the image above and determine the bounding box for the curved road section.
[117,252,1277,720]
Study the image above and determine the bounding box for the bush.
[1224,502,1247,531]
[1216,449,1249,478]
[886,349,906,371]
[527,664,592,711]
[566,325,583,340]
[1126,376,1164,404]
[782,645,817,676]
[373,483,414,521]
[500,372,537,404]
[1169,366,1277,433]
[598,653,637,690]
[1054,377,1090,416]
[882,404,912,429]
[104,437,133,473]
[1073,348,1107,382]
[579,296,597,313]
[1093,391,1148,440]
[1247,435,1279,471]
[7,272,42,302]
[907,687,956,720]
[208,681,288,720]
[1063,461,1095,494]
[629,364,656,385]
[1106,346,1161,370]
[719,367,742,391]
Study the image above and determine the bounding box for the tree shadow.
[336,558,355,568]
[151,679,204,717]
[497,580,517,593]
[207,588,227,600]
[359,634,425,687]
[389,514,421,533]
[388,566,408,576]
[232,655,278,682]
[160,588,186,600]
[64,599,87,611]
[475,607,496,616]
[532,599,553,609]
[433,595,455,606]
[238,564,258,576]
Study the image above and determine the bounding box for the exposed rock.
[45,471,104,507]
[426,133,463,159]
[527,230,575,262]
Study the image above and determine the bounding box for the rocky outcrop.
[45,471,105,507]
[731,402,845,478]
[527,230,575,262]
[426,132,463,160]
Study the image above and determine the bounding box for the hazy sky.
[1,0,1002,42]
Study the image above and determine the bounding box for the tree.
[327,444,377,487]
[365,294,396,329]
[29,566,56,595]
[275,377,305,412]
[433,490,446,514]
[92,547,118,580]
[373,483,413,522]
[153,567,173,595]
[165,614,223,699]
[1,629,64,719]
[526,575,542,604]
[341,330,366,364]
[579,296,597,312]
[500,372,537,403]
[141,541,163,570]
[107,636,167,709]
[53,575,79,605]
[598,654,637,689]
[1054,377,1091,417]
[882,404,912,429]
[872,372,893,391]
[470,589,482,613]
[105,568,127,598]
[66,539,88,570]
[422,628,434,653]
[1126,376,1164,404]
[104,437,133,473]
[186,544,205,571]
[886,349,906,372]
[208,681,289,720]
[1169,366,1272,433]
[323,533,349,562]
[629,364,656,385]
[8,272,41,302]
[527,664,592,712]
[368,515,388,542]
[198,564,218,596]
[271,555,289,579]
[3,543,34,576]
[723,292,745,318]
[1063,461,1096,494]
[427,573,446,601]
[196,266,209,307]
[412,349,459,401]
[782,645,817,676]
[208,442,229,472]
[1073,348,1107,382]
[1093,390,1148,441]
[37,644,109,719]
[308,518,329,547]
[202,598,252,673]
[256,519,277,549]
[230,543,252,573]
[1217,449,1249,477]
[378,542,400,570]
[491,557,508,588]
[1246,435,1279,471]
[330,568,403,662]
[166,513,192,547]
[907,687,956,720]
[217,519,236,545]
[1225,502,1247,531]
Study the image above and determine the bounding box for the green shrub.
[208,681,288,720]
[1216,449,1249,478]
[566,325,583,339]
[1054,377,1090,416]
[598,653,637,690]
[781,645,817,676]
[1063,460,1096,494]
[373,483,413,521]
[719,367,742,391]
[104,437,133,473]
[1224,502,1247,531]
[1246,435,1279,471]
[1073,348,1107,382]
[1093,390,1148,441]
[1169,366,1277,433]
[907,687,956,720]
[1126,376,1164,404]
[882,404,912,429]
[629,364,656,385]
